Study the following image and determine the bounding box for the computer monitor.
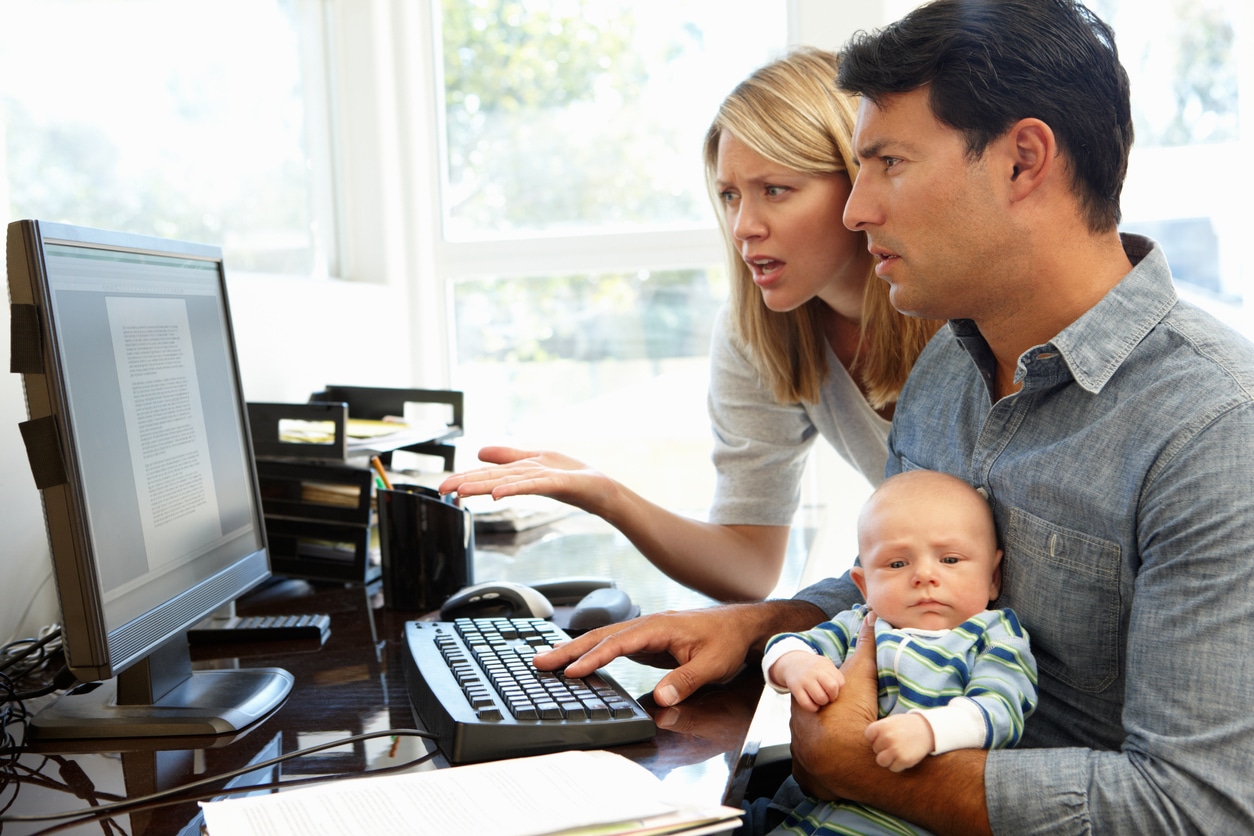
[7,219,292,740]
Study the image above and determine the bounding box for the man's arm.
[533,597,828,706]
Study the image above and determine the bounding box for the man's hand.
[866,713,934,772]
[790,612,880,798]
[532,600,825,706]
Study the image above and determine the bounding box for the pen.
[371,456,393,490]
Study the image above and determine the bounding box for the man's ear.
[1002,118,1056,202]
[851,564,868,600]
[989,549,1004,601]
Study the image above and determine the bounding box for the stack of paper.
[200,750,742,836]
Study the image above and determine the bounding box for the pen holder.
[376,484,474,612]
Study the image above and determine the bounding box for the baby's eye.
[941,555,961,565]
[888,559,907,569]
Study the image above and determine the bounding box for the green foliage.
[452,268,726,364]
[1161,0,1237,145]
[439,0,709,233]
[442,0,642,114]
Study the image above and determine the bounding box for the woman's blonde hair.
[702,47,940,409]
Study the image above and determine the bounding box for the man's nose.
[843,173,879,231]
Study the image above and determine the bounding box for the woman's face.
[715,130,871,316]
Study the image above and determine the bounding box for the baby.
[762,470,1038,834]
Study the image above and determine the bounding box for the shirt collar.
[950,234,1177,395]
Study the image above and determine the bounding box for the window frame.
[324,0,893,384]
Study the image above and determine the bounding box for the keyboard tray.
[403,618,655,763]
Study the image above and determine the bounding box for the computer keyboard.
[402,617,656,763]
[186,613,331,644]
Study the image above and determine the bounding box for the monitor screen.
[8,219,291,740]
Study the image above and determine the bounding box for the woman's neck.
[821,303,895,421]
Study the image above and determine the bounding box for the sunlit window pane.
[437,0,787,239]
[0,0,323,275]
[452,267,728,511]
[1089,0,1240,147]
[1091,0,1248,309]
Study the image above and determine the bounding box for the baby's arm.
[767,647,846,712]
[761,613,861,711]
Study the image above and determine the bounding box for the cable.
[0,727,439,829]
[1,630,71,773]
[35,745,443,836]
[11,667,76,702]
[0,627,62,676]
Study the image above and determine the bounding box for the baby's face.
[854,490,1001,631]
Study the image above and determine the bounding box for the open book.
[199,749,742,836]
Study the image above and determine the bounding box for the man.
[535,1,1254,832]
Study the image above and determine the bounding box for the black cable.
[1,630,73,775]
[0,727,438,829]
[12,667,77,702]
[1,670,33,767]
[2,755,128,807]
[0,628,62,675]
[33,745,443,836]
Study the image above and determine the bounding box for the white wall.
[0,342,57,645]
[0,275,412,646]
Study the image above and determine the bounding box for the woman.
[439,48,940,602]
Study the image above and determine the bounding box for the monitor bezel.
[8,219,272,683]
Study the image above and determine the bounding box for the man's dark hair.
[838,0,1134,232]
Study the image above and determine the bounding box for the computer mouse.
[439,581,555,620]
[567,587,638,633]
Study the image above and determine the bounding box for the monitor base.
[29,667,293,740]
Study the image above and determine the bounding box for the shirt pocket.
[1002,506,1122,693]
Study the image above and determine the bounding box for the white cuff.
[761,637,819,693]
[911,697,987,755]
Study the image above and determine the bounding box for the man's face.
[844,88,1022,324]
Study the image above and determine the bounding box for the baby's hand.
[865,713,934,772]
[770,650,845,712]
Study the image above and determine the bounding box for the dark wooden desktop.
[4,512,804,835]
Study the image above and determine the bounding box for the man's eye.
[883,157,901,170]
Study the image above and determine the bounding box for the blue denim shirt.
[795,235,1254,833]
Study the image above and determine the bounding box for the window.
[1088,0,1249,320]
[0,0,334,276]
[433,0,788,513]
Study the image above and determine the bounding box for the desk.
[3,513,811,835]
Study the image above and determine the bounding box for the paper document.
[200,749,742,836]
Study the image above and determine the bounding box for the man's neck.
[981,230,1134,400]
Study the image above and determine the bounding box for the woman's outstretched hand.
[438,446,617,515]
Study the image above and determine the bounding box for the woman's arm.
[440,445,791,601]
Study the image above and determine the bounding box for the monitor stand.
[29,633,292,740]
